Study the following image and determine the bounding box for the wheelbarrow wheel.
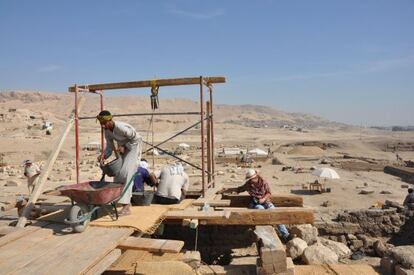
[69,203,90,233]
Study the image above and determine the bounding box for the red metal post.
[99,92,105,161]
[206,101,211,185]
[209,85,216,187]
[74,85,80,184]
[200,76,206,197]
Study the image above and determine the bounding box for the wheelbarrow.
[58,158,134,233]
[58,179,123,233]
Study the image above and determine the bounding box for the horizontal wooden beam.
[166,210,231,220]
[118,237,184,253]
[222,194,303,207]
[69,76,226,92]
[192,200,231,207]
[166,207,314,225]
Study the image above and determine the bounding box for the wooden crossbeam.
[118,237,184,253]
[69,76,226,92]
[192,200,231,207]
[222,194,303,207]
[166,210,231,220]
[166,207,314,225]
[205,207,313,225]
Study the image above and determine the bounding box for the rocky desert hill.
[0,91,346,129]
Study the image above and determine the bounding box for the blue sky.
[1,0,413,126]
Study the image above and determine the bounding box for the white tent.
[178,143,190,149]
[312,167,340,179]
[248,148,268,156]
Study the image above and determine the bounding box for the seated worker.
[220,169,290,241]
[153,163,189,205]
[132,159,157,192]
[403,188,414,208]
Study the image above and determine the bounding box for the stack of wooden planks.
[0,222,132,275]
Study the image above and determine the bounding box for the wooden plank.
[196,208,313,225]
[118,237,184,253]
[255,226,286,273]
[84,249,122,275]
[203,182,224,199]
[166,210,231,220]
[222,193,303,207]
[192,200,231,207]
[0,222,48,248]
[69,76,226,92]
[16,96,86,228]
[0,224,63,267]
[0,226,19,237]
[0,224,71,274]
[12,227,133,275]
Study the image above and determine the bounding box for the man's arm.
[220,183,247,194]
[120,124,139,151]
[146,172,158,187]
[102,131,114,160]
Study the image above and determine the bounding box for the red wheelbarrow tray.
[58,181,123,205]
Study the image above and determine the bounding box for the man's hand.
[97,154,105,164]
[117,145,126,155]
[258,197,267,204]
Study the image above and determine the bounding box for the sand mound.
[288,146,325,155]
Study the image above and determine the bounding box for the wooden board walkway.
[0,222,133,275]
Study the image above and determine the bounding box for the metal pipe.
[206,101,212,186]
[99,92,105,162]
[78,112,201,120]
[141,140,203,171]
[209,85,216,187]
[74,85,80,184]
[143,117,210,154]
[200,76,205,197]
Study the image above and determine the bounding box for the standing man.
[23,160,41,195]
[153,163,190,205]
[97,110,142,216]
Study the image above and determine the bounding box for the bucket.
[132,191,154,206]
[101,158,122,177]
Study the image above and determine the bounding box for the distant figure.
[133,159,157,192]
[403,188,414,208]
[240,151,247,162]
[153,163,189,205]
[219,169,290,242]
[23,160,41,195]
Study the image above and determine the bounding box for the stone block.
[286,237,307,260]
[290,224,318,245]
[319,238,352,259]
[390,246,414,269]
[182,250,201,269]
[381,256,396,275]
[302,243,338,265]
[5,180,20,187]
[395,265,414,275]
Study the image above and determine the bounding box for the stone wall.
[315,207,411,256]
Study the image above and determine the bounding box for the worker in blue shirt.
[133,159,157,192]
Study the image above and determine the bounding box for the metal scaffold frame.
[69,76,226,197]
